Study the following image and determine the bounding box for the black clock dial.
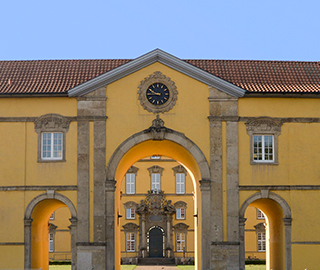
[146,83,170,106]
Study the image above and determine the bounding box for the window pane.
[126,173,135,194]
[176,173,185,194]
[151,173,161,191]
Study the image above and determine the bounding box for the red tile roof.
[1,59,320,95]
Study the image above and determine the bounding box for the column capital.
[283,217,292,226]
[105,180,116,191]
[239,217,247,226]
[24,218,33,227]
[200,179,211,191]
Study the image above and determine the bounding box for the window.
[172,165,187,194]
[176,233,186,252]
[49,212,55,220]
[148,165,164,192]
[176,173,185,194]
[49,233,54,252]
[41,132,63,160]
[126,208,135,219]
[126,173,135,194]
[257,232,266,251]
[246,117,282,165]
[126,232,136,252]
[34,114,70,162]
[176,208,186,220]
[257,209,265,220]
[253,135,274,162]
[151,173,161,191]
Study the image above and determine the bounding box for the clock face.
[146,83,170,106]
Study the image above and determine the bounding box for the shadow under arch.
[24,191,77,270]
[106,122,211,270]
[239,191,292,270]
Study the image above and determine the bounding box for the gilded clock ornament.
[138,71,178,113]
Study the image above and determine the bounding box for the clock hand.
[147,89,161,95]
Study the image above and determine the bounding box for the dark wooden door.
[149,227,163,257]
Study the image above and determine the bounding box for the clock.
[146,83,170,106]
[138,71,178,113]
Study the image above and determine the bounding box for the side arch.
[24,191,77,270]
[239,191,292,270]
[25,191,77,219]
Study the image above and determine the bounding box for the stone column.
[283,218,292,270]
[226,121,239,242]
[77,117,90,242]
[200,179,211,270]
[239,217,247,270]
[140,214,147,258]
[165,213,173,258]
[105,180,116,269]
[69,217,78,270]
[24,218,33,270]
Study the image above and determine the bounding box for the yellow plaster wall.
[105,62,210,165]
[0,246,24,268]
[292,245,320,270]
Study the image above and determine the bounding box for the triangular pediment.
[68,49,246,97]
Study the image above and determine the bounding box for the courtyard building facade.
[1,49,320,270]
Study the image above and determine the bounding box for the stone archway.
[239,191,292,270]
[106,116,211,270]
[24,191,77,270]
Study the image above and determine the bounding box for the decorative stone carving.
[172,165,187,175]
[123,223,139,231]
[147,165,164,176]
[127,166,139,174]
[173,222,189,231]
[254,222,266,233]
[174,201,187,209]
[245,117,282,134]
[124,201,138,209]
[138,71,178,113]
[136,190,176,216]
[144,115,173,140]
[34,114,70,133]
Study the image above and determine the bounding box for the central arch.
[106,124,210,270]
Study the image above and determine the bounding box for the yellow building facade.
[0,49,320,270]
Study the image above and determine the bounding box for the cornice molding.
[68,49,246,98]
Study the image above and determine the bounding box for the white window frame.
[49,233,54,252]
[257,209,265,220]
[176,173,185,194]
[257,232,266,252]
[126,173,136,194]
[49,212,55,220]
[151,173,161,192]
[126,208,135,219]
[41,132,63,160]
[176,233,186,252]
[253,135,274,162]
[176,208,186,220]
[126,232,136,252]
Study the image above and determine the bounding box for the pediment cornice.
[68,49,246,98]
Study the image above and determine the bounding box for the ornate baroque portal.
[136,191,176,258]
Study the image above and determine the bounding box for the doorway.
[148,226,164,257]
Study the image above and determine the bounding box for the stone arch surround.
[239,191,292,270]
[24,191,77,270]
[105,126,211,270]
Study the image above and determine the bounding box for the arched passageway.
[240,192,292,270]
[106,124,210,270]
[24,192,77,270]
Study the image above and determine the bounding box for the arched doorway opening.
[240,192,292,270]
[24,192,77,270]
[107,126,210,270]
[148,226,165,258]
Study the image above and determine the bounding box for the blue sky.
[1,0,319,61]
